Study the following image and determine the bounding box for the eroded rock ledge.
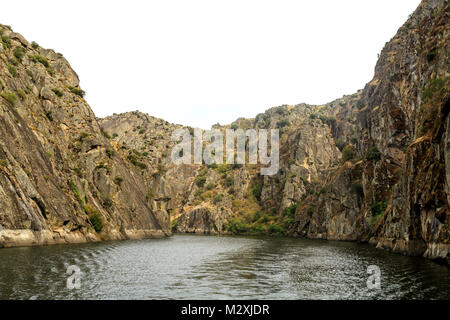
[0,229,167,249]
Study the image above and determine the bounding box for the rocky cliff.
[1,0,449,264]
[291,0,450,264]
[0,25,168,248]
[98,0,449,264]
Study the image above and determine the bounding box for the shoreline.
[174,231,450,266]
[0,228,168,249]
[1,228,447,266]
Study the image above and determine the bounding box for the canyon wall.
[1,0,448,265]
[0,25,168,248]
[100,0,450,264]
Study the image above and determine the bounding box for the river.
[0,235,448,300]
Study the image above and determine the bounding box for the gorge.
[0,0,449,269]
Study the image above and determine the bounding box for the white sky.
[1,0,421,129]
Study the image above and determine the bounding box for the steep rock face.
[369,0,449,261]
[100,104,342,235]
[293,0,450,264]
[175,206,231,234]
[0,25,167,247]
[1,0,448,266]
[99,0,450,265]
[99,112,203,231]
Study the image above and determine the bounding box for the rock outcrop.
[291,0,450,264]
[100,0,450,264]
[1,0,449,265]
[0,25,168,248]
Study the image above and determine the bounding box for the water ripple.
[0,235,449,299]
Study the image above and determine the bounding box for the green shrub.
[274,106,287,115]
[127,153,147,169]
[73,166,83,178]
[213,193,224,204]
[89,212,104,232]
[195,175,207,188]
[206,183,215,190]
[69,180,83,205]
[102,197,113,209]
[421,78,446,103]
[13,47,25,60]
[368,201,387,227]
[249,224,267,234]
[319,115,336,126]
[171,218,179,232]
[225,219,250,234]
[283,203,298,219]
[52,88,63,97]
[1,35,11,48]
[370,201,387,216]
[0,91,18,105]
[268,223,286,235]
[342,146,355,161]
[366,146,381,161]
[335,138,346,151]
[7,64,17,77]
[79,132,89,141]
[114,176,123,186]
[9,57,19,66]
[31,41,39,49]
[29,54,50,68]
[17,89,26,100]
[277,119,290,128]
[68,86,86,98]
[207,163,218,169]
[223,176,234,188]
[250,184,262,201]
[216,164,229,174]
[253,211,262,222]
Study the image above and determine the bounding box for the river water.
[0,235,448,300]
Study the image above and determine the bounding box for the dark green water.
[0,235,449,300]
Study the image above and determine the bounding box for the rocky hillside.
[1,0,448,264]
[0,25,168,248]
[99,0,449,264]
[99,102,344,235]
[292,0,449,263]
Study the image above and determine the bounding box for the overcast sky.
[1,0,421,129]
